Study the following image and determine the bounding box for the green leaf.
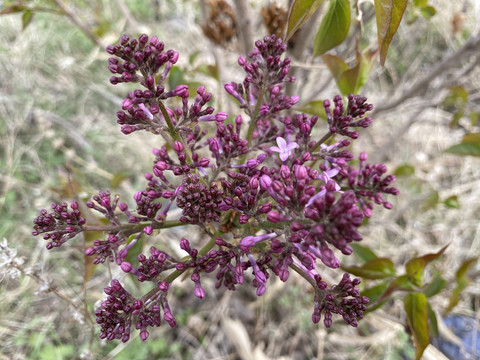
[362,281,389,312]
[405,244,448,287]
[393,164,415,177]
[420,5,436,19]
[422,191,439,211]
[125,234,144,266]
[470,111,479,127]
[286,0,325,42]
[414,0,428,7]
[376,274,416,304]
[313,0,350,56]
[350,243,378,263]
[362,281,389,303]
[342,258,396,279]
[404,292,429,360]
[462,132,480,144]
[443,195,460,209]
[443,257,478,315]
[426,302,439,337]
[423,275,447,298]
[294,100,327,119]
[322,48,376,95]
[443,85,468,106]
[321,54,349,82]
[21,10,34,30]
[0,5,26,15]
[374,0,408,66]
[110,170,132,190]
[445,142,480,157]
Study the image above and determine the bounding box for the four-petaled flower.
[270,137,298,161]
[305,168,343,208]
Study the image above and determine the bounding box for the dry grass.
[0,0,479,359]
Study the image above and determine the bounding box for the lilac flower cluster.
[32,201,85,249]
[33,34,399,341]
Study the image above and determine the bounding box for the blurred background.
[0,0,479,359]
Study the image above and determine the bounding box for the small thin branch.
[52,0,102,48]
[233,0,254,54]
[374,34,480,117]
[81,219,184,235]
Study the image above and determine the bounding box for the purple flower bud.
[239,214,249,224]
[159,281,170,292]
[260,175,272,190]
[118,202,128,211]
[173,141,184,153]
[121,98,134,110]
[180,238,190,251]
[295,165,308,180]
[140,330,149,342]
[174,85,189,98]
[215,112,228,121]
[143,226,153,235]
[249,176,259,189]
[134,191,143,202]
[121,262,132,273]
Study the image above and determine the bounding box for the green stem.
[240,84,267,163]
[81,219,184,235]
[309,131,333,153]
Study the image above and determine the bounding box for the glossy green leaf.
[423,275,447,298]
[286,0,325,42]
[404,292,429,360]
[394,164,415,177]
[445,142,480,157]
[444,257,478,315]
[313,0,350,56]
[350,243,378,263]
[374,0,408,66]
[443,195,460,209]
[426,302,439,337]
[21,10,34,30]
[342,258,396,279]
[405,244,448,287]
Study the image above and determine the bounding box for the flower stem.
[309,131,333,153]
[81,219,184,235]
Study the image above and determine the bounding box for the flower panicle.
[31,34,400,342]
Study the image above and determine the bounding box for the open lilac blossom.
[305,168,343,208]
[270,137,298,161]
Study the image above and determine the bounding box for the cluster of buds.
[32,201,85,249]
[33,34,399,342]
